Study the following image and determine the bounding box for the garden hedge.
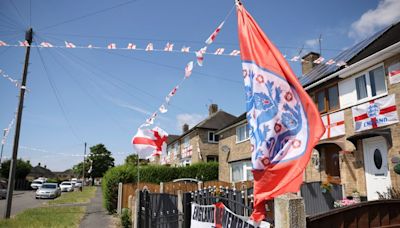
[102,162,218,213]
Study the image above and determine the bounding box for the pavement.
[79,187,113,228]
[0,190,46,217]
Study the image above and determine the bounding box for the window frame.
[230,161,253,182]
[236,123,250,143]
[354,64,387,103]
[313,83,340,114]
[208,131,219,143]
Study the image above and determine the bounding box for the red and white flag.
[185,61,193,78]
[164,42,174,51]
[107,43,116,49]
[325,59,335,65]
[181,46,190,52]
[127,43,136,50]
[40,42,53,48]
[165,86,179,103]
[195,50,204,66]
[0,40,7,46]
[352,94,398,132]
[214,48,225,55]
[65,41,76,48]
[336,61,347,67]
[205,21,225,45]
[132,127,168,158]
[145,43,154,51]
[230,50,240,56]
[237,3,324,221]
[313,56,325,64]
[290,55,300,62]
[88,44,93,48]
[19,40,29,47]
[321,111,345,140]
[159,105,168,113]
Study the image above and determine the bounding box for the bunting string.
[0,39,349,67]
[1,117,15,145]
[0,68,20,88]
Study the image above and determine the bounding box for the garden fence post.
[160,182,164,193]
[132,189,140,228]
[117,182,123,214]
[274,193,306,228]
[198,181,203,190]
[177,190,183,228]
[128,195,132,210]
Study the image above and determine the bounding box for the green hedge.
[102,162,218,213]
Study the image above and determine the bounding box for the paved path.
[0,190,45,217]
[79,187,113,228]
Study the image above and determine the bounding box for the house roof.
[168,110,236,145]
[300,21,400,87]
[28,165,56,178]
[216,112,247,134]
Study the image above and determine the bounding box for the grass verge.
[0,206,85,228]
[48,186,97,205]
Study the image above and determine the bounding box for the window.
[236,124,250,143]
[206,155,218,162]
[208,131,219,143]
[183,136,190,149]
[314,84,340,113]
[231,161,253,182]
[355,65,387,101]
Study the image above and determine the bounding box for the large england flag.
[237,3,325,221]
[132,127,168,159]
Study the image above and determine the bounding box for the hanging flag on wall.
[352,94,398,132]
[236,2,324,221]
[321,110,345,140]
[132,127,168,158]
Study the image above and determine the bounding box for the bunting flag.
[313,56,325,64]
[40,42,53,48]
[145,43,154,51]
[214,48,225,55]
[336,61,347,67]
[181,46,190,52]
[88,44,93,48]
[159,104,168,113]
[185,61,194,78]
[18,40,29,47]
[325,59,335,65]
[237,3,324,221]
[107,43,116,49]
[1,118,14,145]
[65,41,76,48]
[195,50,204,66]
[1,68,19,87]
[290,55,300,62]
[205,21,225,45]
[132,127,168,158]
[0,40,7,46]
[164,42,174,51]
[230,50,240,56]
[127,43,136,50]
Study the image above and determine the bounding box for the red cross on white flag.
[145,43,154,51]
[19,41,29,47]
[65,41,76,48]
[214,48,225,55]
[0,40,7,46]
[107,43,116,49]
[313,57,325,64]
[127,43,136,50]
[181,46,190,52]
[321,111,345,139]
[325,59,335,65]
[185,61,193,78]
[205,21,225,45]
[229,50,240,56]
[164,42,174,51]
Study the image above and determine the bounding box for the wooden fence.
[306,200,400,228]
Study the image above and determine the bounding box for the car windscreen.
[61,183,71,186]
[41,184,56,189]
[32,181,43,184]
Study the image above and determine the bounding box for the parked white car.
[30,179,44,190]
[60,181,74,192]
[74,180,83,188]
[35,183,61,199]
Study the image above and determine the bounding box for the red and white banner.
[352,94,398,132]
[181,145,192,158]
[321,110,345,140]
[132,127,168,159]
[388,62,400,85]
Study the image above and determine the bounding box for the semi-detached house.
[217,21,400,201]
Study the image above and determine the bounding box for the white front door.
[363,136,392,200]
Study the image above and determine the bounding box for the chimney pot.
[301,52,320,75]
[182,123,189,133]
[208,104,218,116]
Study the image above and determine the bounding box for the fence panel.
[301,181,343,216]
[163,182,197,194]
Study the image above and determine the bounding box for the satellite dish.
[221,145,230,153]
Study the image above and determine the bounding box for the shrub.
[102,162,218,213]
[120,208,132,228]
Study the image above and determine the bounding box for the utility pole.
[82,142,86,191]
[4,28,33,219]
[0,129,7,168]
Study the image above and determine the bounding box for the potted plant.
[320,181,333,193]
[352,189,361,203]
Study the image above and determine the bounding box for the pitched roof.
[28,165,56,178]
[300,21,400,87]
[168,110,236,145]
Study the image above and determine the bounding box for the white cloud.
[176,113,206,132]
[105,96,152,115]
[349,0,400,41]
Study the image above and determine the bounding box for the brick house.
[160,104,236,166]
[218,21,400,200]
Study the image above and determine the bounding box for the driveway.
[0,190,45,217]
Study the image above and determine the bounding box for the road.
[79,187,112,228]
[0,190,45,217]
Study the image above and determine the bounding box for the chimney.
[44,165,47,169]
[301,52,320,75]
[182,123,189,133]
[208,104,218,116]
[38,162,41,167]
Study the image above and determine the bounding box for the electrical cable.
[8,0,27,27]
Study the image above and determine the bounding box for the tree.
[72,160,91,178]
[0,159,32,179]
[125,154,148,166]
[88,144,114,184]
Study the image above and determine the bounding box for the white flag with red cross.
[132,127,168,158]
[321,110,345,140]
[352,94,398,132]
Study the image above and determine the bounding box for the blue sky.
[0,0,399,171]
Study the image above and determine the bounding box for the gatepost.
[274,193,306,228]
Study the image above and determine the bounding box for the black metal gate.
[138,189,183,228]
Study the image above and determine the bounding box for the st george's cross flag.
[237,3,325,221]
[132,127,168,158]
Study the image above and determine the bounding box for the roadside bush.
[46,178,59,183]
[120,208,132,228]
[102,162,218,213]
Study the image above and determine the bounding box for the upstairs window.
[314,84,340,113]
[236,124,250,143]
[355,65,386,101]
[183,136,190,149]
[208,131,219,143]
